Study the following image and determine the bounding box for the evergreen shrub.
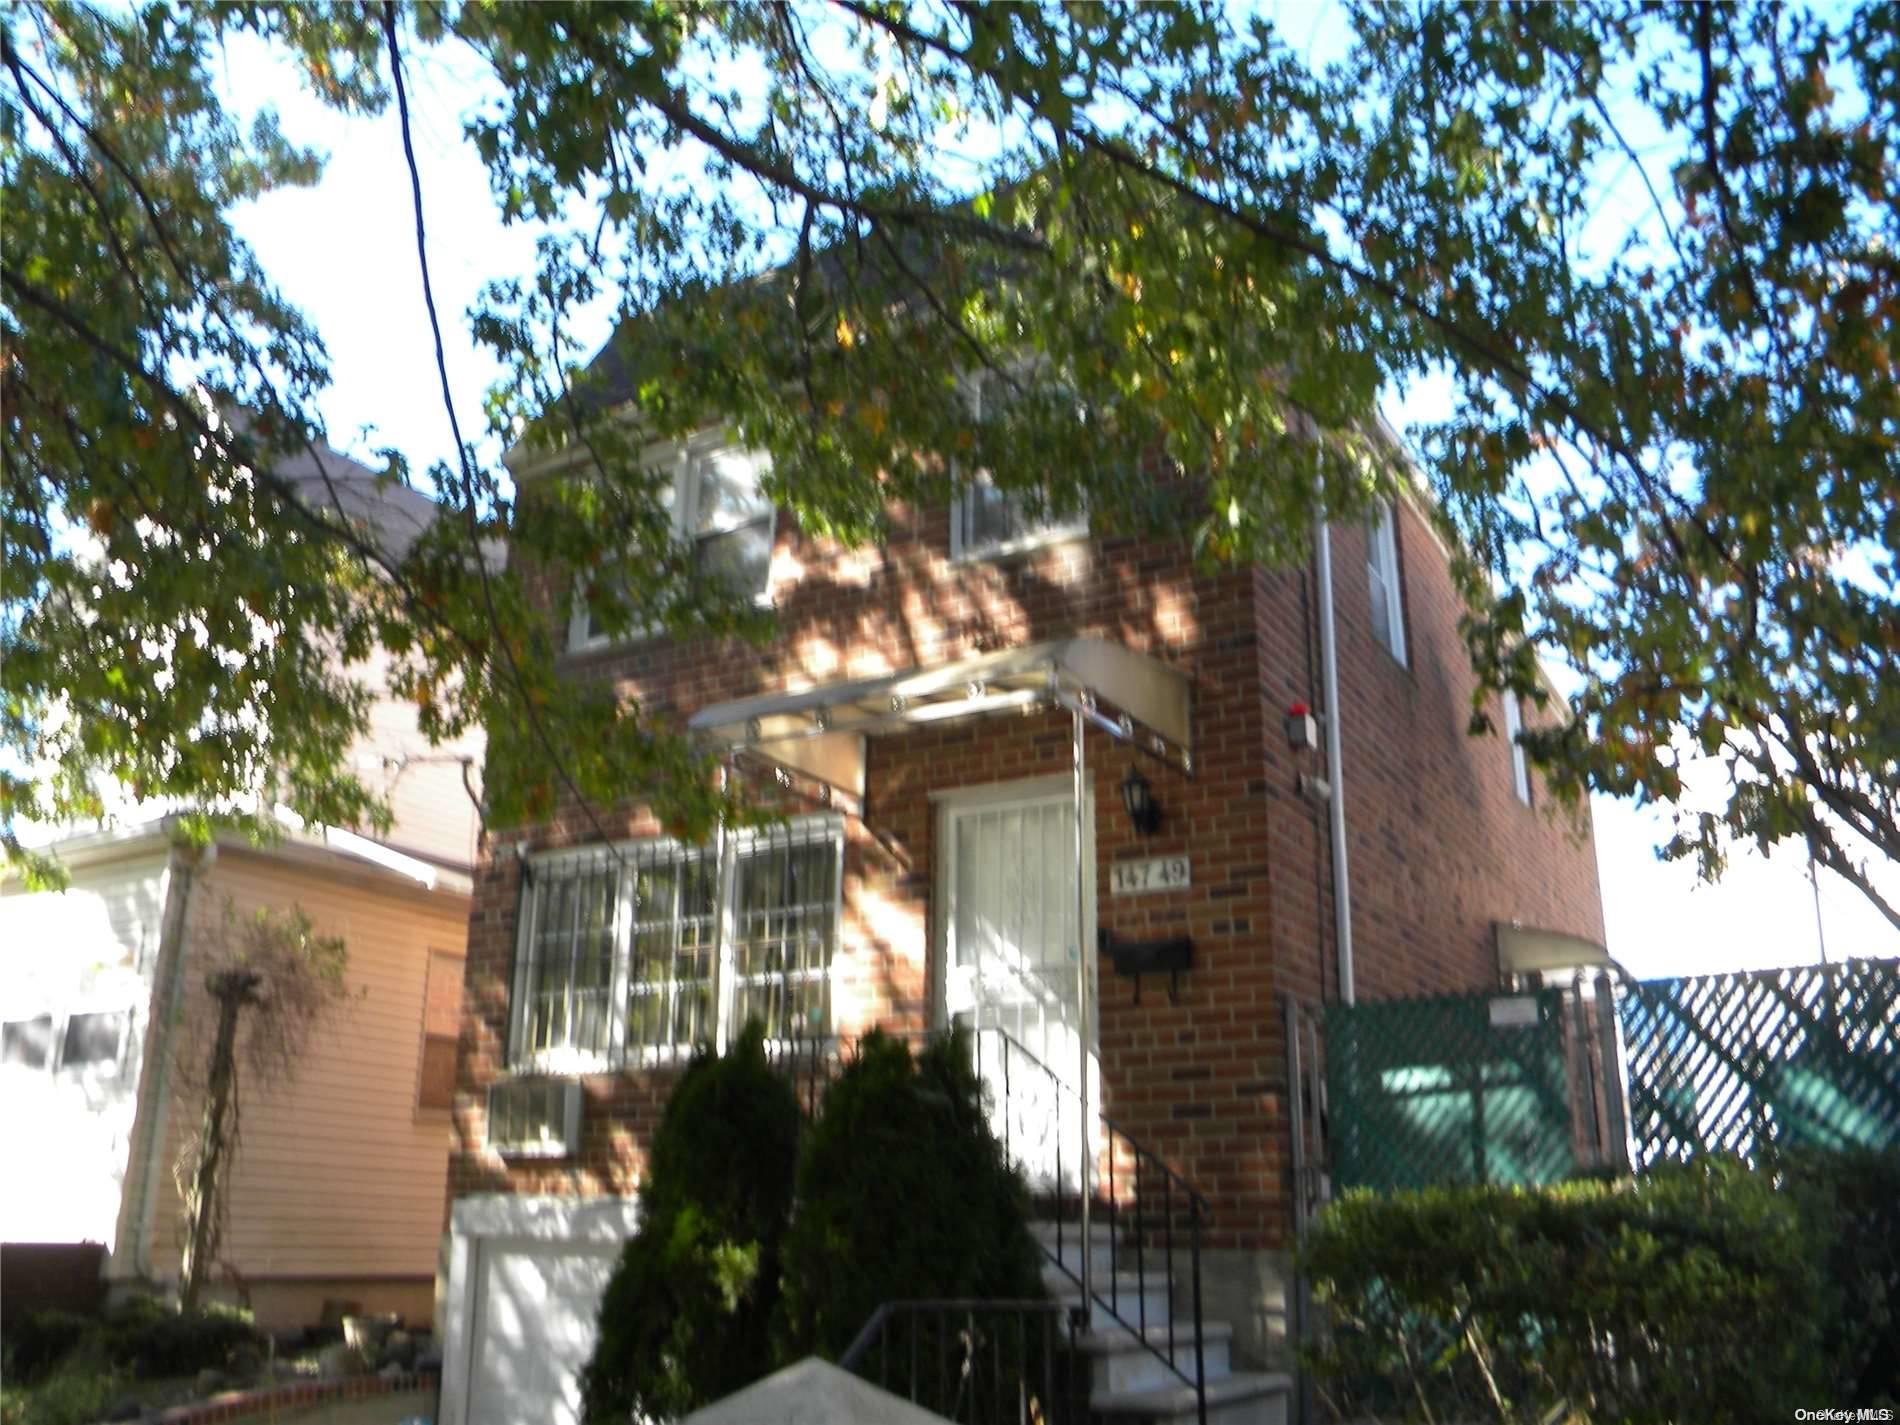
[774,1028,1042,1362]
[580,1022,802,1423]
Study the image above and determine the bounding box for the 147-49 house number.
[1109,856,1191,896]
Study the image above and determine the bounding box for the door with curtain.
[940,785,1098,1193]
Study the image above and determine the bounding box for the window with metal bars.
[508,818,843,1069]
[728,824,839,1040]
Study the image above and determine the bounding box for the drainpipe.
[131,841,214,1279]
[1314,523,1356,1005]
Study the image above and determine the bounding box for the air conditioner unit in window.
[486,1078,583,1158]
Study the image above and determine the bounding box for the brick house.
[438,424,1605,1425]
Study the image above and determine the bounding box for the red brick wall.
[1318,497,1605,1002]
[451,489,1604,1250]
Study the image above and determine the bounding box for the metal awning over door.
[686,636,1193,804]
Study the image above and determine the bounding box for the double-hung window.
[950,375,1089,561]
[1366,500,1407,666]
[567,439,776,651]
[1502,691,1533,805]
[509,817,844,1071]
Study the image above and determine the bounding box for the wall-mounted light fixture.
[1120,764,1162,836]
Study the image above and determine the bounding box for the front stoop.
[1089,1371,1294,1425]
[1029,1222,1292,1425]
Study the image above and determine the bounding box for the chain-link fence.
[1289,957,1900,1199]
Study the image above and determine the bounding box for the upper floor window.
[950,374,1088,562]
[567,439,775,651]
[952,480,1088,561]
[1367,500,1407,666]
[1502,690,1532,805]
[2,1015,55,1069]
[1,1010,128,1074]
[508,817,843,1071]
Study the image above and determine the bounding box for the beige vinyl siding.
[148,851,464,1282]
[348,645,485,871]
[0,848,171,1250]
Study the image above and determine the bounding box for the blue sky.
[215,15,1899,978]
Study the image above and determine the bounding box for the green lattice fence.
[1620,958,1900,1169]
[1325,987,1577,1193]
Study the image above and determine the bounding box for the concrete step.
[1040,1267,1171,1329]
[1029,1220,1137,1279]
[1089,1370,1293,1425]
[1071,1319,1235,1397]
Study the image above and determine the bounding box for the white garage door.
[467,1239,619,1425]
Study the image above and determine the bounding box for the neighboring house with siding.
[0,457,482,1331]
[436,364,1606,1424]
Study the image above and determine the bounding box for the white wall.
[0,849,172,1249]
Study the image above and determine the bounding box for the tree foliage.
[3,2,1894,917]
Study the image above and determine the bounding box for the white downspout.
[1315,523,1356,1005]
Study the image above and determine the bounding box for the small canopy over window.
[1495,922,1613,978]
[687,637,1193,807]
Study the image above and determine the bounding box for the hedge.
[1303,1150,1900,1423]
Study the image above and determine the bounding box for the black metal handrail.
[972,1027,1210,1425]
[839,1299,1079,1425]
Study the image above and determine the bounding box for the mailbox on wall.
[1098,928,1194,1004]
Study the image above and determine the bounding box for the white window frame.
[1,1006,132,1076]
[949,374,1089,563]
[506,816,845,1075]
[566,435,777,652]
[1367,499,1408,667]
[1502,690,1533,805]
[950,477,1090,563]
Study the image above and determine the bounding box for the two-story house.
[0,451,483,1332]
[438,387,1604,1425]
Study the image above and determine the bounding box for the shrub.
[100,1296,262,1378]
[0,1311,94,1387]
[1783,1146,1900,1405]
[0,1354,128,1425]
[580,1021,803,1423]
[1302,1157,1831,1424]
[775,1028,1043,1364]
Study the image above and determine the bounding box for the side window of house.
[950,376,1088,561]
[418,949,465,1112]
[2,1011,128,1073]
[1503,691,1533,805]
[1366,500,1408,666]
[510,818,844,1069]
[61,1011,128,1069]
[2,1015,55,1069]
[568,442,775,651]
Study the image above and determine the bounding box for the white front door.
[940,782,1098,1192]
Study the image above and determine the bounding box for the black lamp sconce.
[1120,764,1162,836]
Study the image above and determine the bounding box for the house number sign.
[1109,856,1191,896]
